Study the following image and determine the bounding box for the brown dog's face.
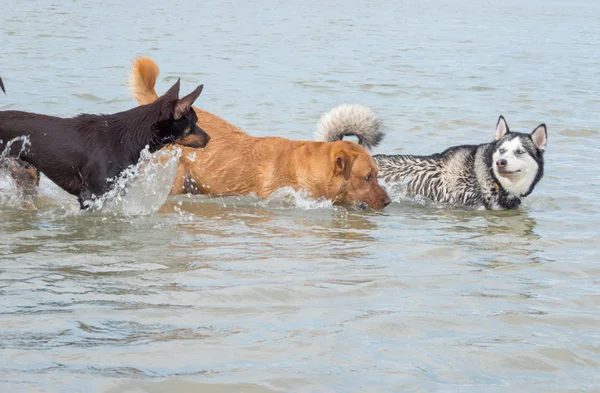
[328,142,391,210]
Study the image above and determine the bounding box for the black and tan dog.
[0,79,210,209]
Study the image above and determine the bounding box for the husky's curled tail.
[314,104,384,150]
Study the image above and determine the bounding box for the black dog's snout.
[496,158,507,167]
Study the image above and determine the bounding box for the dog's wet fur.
[0,79,210,208]
[374,116,547,210]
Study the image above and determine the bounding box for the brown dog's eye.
[365,174,372,182]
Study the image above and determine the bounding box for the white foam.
[261,187,335,210]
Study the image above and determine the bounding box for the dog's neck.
[277,143,329,197]
[92,104,168,161]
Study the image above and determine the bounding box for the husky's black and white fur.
[374,116,547,210]
[315,107,547,210]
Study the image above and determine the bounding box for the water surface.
[1,0,600,392]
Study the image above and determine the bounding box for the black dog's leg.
[78,189,95,210]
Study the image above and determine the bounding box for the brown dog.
[130,58,391,210]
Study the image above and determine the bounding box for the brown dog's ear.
[164,78,181,99]
[334,153,354,181]
[174,85,203,120]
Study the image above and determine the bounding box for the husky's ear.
[174,85,203,120]
[495,115,509,140]
[531,124,547,151]
[164,78,181,99]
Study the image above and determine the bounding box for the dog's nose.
[496,159,507,167]
[383,195,392,207]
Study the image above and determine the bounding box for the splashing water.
[0,165,29,208]
[82,146,182,215]
[381,177,471,210]
[1,140,182,216]
[0,135,31,160]
[261,187,336,210]
[0,136,34,208]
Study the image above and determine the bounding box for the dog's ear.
[495,115,510,140]
[164,78,181,99]
[173,85,203,120]
[531,124,547,151]
[334,152,355,181]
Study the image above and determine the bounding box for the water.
[1,0,600,392]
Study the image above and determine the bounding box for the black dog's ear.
[174,85,203,120]
[495,115,509,140]
[0,76,5,94]
[164,78,181,99]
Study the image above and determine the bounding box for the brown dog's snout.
[383,194,392,207]
[359,186,391,210]
[374,185,391,210]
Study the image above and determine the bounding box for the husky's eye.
[515,149,525,155]
[365,174,372,182]
[498,148,506,154]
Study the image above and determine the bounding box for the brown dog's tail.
[130,57,160,105]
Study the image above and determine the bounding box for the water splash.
[261,187,335,210]
[0,136,34,208]
[381,177,448,209]
[0,165,31,208]
[82,146,181,215]
[1,141,182,216]
[0,135,31,160]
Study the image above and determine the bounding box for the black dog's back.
[0,111,88,194]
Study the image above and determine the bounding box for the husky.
[373,116,547,210]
